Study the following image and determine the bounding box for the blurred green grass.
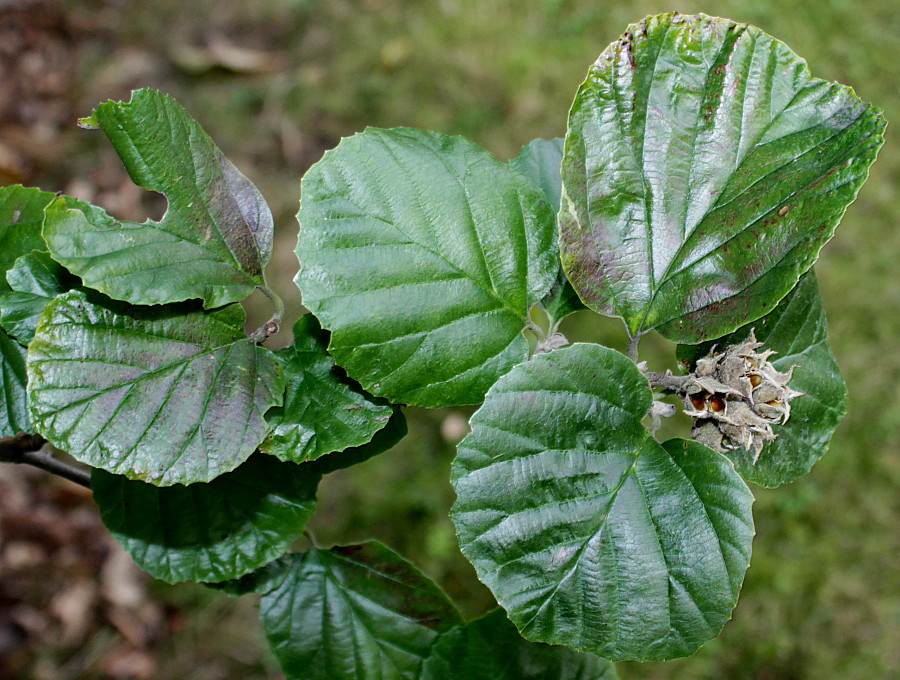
[57,0,900,677]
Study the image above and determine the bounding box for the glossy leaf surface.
[511,138,585,325]
[0,185,54,295]
[42,89,273,308]
[421,609,619,680]
[0,251,76,345]
[296,127,557,406]
[452,343,754,660]
[256,542,463,680]
[261,314,394,463]
[677,270,846,486]
[28,290,283,485]
[303,400,407,476]
[93,452,319,583]
[0,328,29,436]
[560,13,886,343]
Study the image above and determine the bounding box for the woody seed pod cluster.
[646,331,803,463]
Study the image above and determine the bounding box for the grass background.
[24,0,900,677]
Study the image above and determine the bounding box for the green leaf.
[511,138,586,326]
[676,269,846,486]
[92,452,320,584]
[0,185,55,294]
[305,403,407,476]
[260,314,394,463]
[511,138,565,214]
[27,290,283,486]
[255,542,463,680]
[540,269,586,330]
[452,343,754,661]
[0,327,29,436]
[296,127,558,407]
[42,89,274,308]
[560,13,886,343]
[421,609,619,680]
[0,251,77,345]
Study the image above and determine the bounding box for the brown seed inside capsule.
[689,391,709,410]
[709,395,726,412]
[749,374,762,387]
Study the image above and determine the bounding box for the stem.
[642,368,692,394]
[626,333,641,362]
[0,433,92,489]
[251,285,286,342]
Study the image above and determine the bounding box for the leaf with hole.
[452,343,754,661]
[260,314,395,463]
[560,13,885,343]
[92,452,320,584]
[42,89,274,308]
[676,269,846,486]
[27,290,283,485]
[253,542,463,680]
[296,127,558,407]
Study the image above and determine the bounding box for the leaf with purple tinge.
[43,89,274,308]
[560,13,885,343]
[28,290,283,486]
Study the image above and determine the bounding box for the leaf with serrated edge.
[260,314,394,463]
[560,13,885,343]
[511,138,585,326]
[421,608,619,680]
[255,542,463,680]
[0,327,29,436]
[303,407,407,475]
[296,127,558,407]
[27,290,283,486]
[452,343,754,661]
[42,89,273,308]
[0,251,77,345]
[676,269,846,486]
[92,452,320,584]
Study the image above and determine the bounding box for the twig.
[0,432,92,489]
[250,285,285,342]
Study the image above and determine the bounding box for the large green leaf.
[421,609,619,680]
[260,314,394,463]
[0,327,29,436]
[92,452,320,584]
[0,185,55,295]
[42,89,274,308]
[254,542,463,680]
[676,269,846,486]
[451,343,755,661]
[296,127,558,407]
[0,251,77,345]
[560,13,886,343]
[511,138,585,327]
[27,290,283,485]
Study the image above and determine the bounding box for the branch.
[0,432,92,489]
